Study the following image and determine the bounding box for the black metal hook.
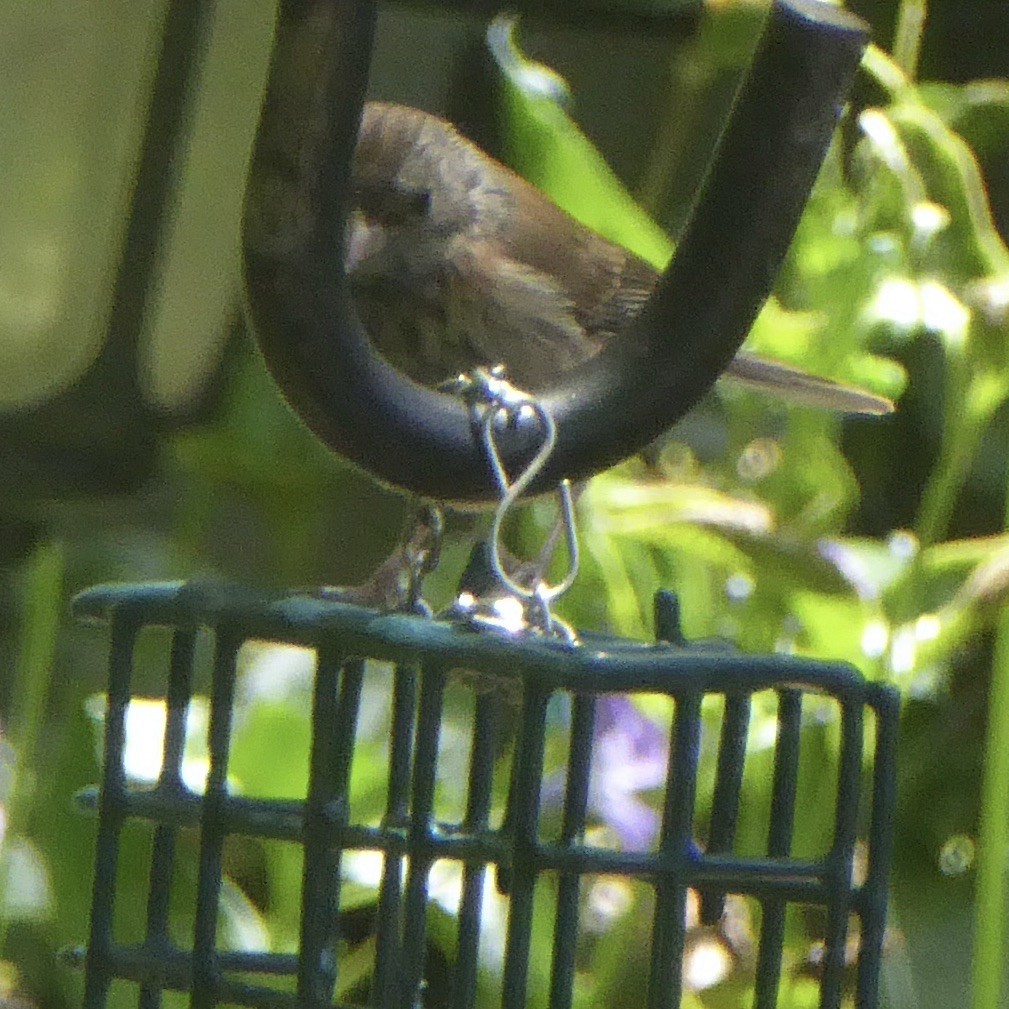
[243,0,870,506]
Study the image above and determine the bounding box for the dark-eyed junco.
[346,101,891,414]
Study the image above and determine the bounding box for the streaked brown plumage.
[347,101,891,414]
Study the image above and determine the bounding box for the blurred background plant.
[1,0,1007,1006]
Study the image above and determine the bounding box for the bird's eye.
[353,183,431,225]
[393,186,431,218]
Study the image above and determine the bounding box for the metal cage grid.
[70,581,897,1009]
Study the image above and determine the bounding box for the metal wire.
[451,367,580,639]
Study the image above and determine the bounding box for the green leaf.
[487,16,673,267]
[886,102,1009,281]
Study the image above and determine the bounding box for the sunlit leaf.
[886,102,1009,281]
[487,15,673,266]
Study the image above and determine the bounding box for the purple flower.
[545,696,669,851]
[590,697,668,849]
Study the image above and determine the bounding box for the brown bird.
[333,102,891,615]
[346,101,892,414]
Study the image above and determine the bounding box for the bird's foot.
[318,502,444,615]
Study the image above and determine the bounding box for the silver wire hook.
[454,368,580,630]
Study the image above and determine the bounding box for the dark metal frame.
[71,581,898,1009]
[242,0,872,504]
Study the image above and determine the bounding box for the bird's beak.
[345,212,386,276]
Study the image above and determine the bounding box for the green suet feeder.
[68,581,897,1009]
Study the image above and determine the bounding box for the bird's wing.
[446,238,601,389]
[456,196,893,414]
[581,248,657,342]
[603,253,894,416]
[585,245,894,416]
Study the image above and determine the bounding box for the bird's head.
[347,102,499,289]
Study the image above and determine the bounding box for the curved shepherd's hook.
[243,0,870,506]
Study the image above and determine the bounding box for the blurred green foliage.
[1,1,1009,1007]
